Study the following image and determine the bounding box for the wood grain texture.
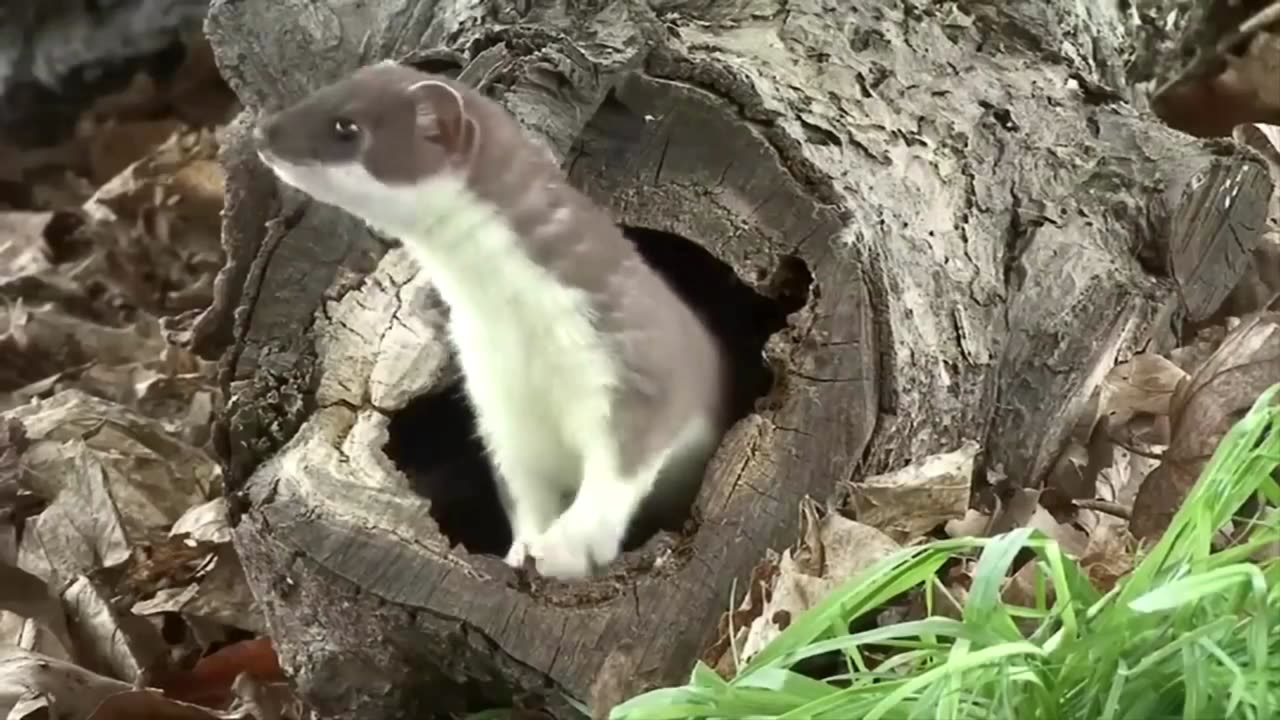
[201,0,1273,717]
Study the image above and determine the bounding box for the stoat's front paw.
[526,511,624,579]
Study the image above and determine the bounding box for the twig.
[1074,498,1132,519]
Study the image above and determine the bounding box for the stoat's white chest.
[374,175,622,493]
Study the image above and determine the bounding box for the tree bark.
[198,0,1273,718]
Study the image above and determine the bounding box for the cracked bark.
[200,0,1272,718]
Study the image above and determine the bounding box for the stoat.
[253,61,728,579]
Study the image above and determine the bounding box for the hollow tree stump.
[197,0,1273,717]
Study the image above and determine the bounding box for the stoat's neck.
[375,174,554,322]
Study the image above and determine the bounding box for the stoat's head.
[254,61,479,231]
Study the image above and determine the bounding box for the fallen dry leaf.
[1219,122,1280,319]
[1026,504,1090,557]
[1218,11,1280,114]
[0,648,136,719]
[5,389,221,584]
[0,138,89,203]
[1042,416,1109,509]
[1001,555,1052,609]
[946,485,1089,557]
[701,549,779,678]
[81,33,238,132]
[83,70,165,123]
[0,125,226,405]
[0,389,263,709]
[1075,442,1156,537]
[944,508,992,538]
[986,487,1042,536]
[87,689,252,720]
[61,573,168,684]
[128,542,264,637]
[170,499,234,546]
[844,441,976,542]
[73,128,225,320]
[0,301,174,399]
[1168,323,1230,376]
[0,561,74,659]
[150,637,284,710]
[0,212,59,282]
[1098,351,1189,426]
[0,418,33,515]
[124,499,258,636]
[737,503,901,665]
[229,671,305,720]
[1131,310,1280,539]
[1076,523,1138,593]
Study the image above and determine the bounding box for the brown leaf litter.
[0,34,301,720]
[1152,0,1280,137]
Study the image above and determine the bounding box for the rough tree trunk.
[196,0,1273,718]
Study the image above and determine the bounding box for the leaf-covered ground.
[0,36,306,720]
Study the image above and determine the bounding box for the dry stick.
[1105,429,1167,460]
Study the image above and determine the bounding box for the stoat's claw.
[504,537,533,568]
[524,508,623,579]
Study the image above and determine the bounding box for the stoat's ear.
[408,79,478,159]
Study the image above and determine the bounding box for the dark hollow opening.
[384,228,812,558]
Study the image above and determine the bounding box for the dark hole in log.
[384,228,812,557]
[385,382,508,554]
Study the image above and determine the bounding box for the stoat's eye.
[333,118,360,141]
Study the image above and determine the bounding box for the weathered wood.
[200,0,1273,717]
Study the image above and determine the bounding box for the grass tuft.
[610,384,1280,720]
